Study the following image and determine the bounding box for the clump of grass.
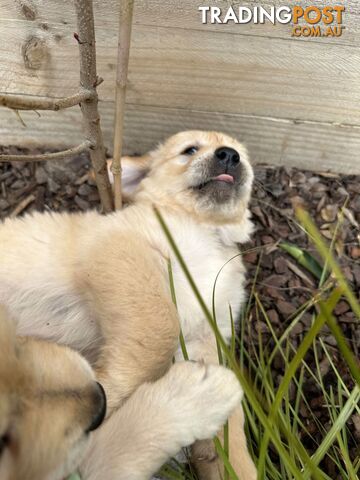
[155,207,360,480]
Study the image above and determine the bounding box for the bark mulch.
[243,165,359,475]
[0,147,359,476]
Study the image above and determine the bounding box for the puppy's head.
[115,131,253,223]
[0,311,106,480]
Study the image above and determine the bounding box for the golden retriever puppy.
[0,308,106,480]
[0,131,257,479]
[0,309,242,480]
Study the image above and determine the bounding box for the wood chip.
[277,300,294,316]
[321,204,337,222]
[9,193,36,217]
[286,260,315,287]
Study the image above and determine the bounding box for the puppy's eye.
[182,146,199,155]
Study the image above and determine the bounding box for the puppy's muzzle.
[211,146,244,186]
[86,382,107,433]
[215,147,240,169]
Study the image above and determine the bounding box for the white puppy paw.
[159,361,243,447]
[79,362,243,480]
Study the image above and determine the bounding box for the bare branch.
[0,141,92,163]
[0,90,94,111]
[111,0,134,210]
[10,194,36,218]
[0,0,113,214]
[74,0,113,213]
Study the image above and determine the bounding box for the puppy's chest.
[169,230,246,342]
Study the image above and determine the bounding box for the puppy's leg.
[178,339,257,480]
[191,407,257,480]
[83,232,180,411]
[80,361,242,480]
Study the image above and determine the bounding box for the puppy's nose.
[215,147,240,167]
[86,382,107,433]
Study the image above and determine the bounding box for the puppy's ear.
[107,154,152,198]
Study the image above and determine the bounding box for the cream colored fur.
[0,307,105,480]
[81,362,242,479]
[0,131,257,479]
[0,310,242,480]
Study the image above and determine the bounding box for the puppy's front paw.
[163,362,243,446]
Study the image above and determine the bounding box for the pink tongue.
[214,174,234,184]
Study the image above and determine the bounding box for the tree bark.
[111,0,135,210]
[0,0,114,214]
[0,90,94,111]
[74,0,113,213]
[0,141,91,162]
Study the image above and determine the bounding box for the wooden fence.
[0,0,359,173]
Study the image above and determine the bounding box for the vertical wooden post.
[111,0,135,210]
[74,0,114,213]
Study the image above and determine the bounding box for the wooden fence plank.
[0,20,359,124]
[0,1,359,173]
[132,0,359,47]
[1,103,359,174]
[2,1,359,46]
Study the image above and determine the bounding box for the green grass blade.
[279,242,326,280]
[318,300,360,387]
[179,329,189,361]
[154,207,322,480]
[168,259,178,309]
[319,338,360,414]
[214,436,239,480]
[168,259,189,361]
[223,421,230,480]
[67,474,81,480]
[308,387,360,477]
[257,287,343,477]
[297,208,360,318]
[159,464,186,480]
